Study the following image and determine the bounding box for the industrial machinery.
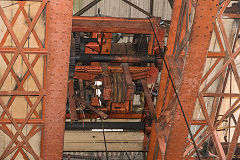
[1,0,240,159]
[66,16,165,124]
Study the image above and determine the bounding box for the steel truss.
[184,0,240,159]
[147,0,240,159]
[0,1,47,159]
[0,0,73,159]
[0,0,239,159]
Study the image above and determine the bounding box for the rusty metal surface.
[71,9,164,157]
[74,69,155,81]
[75,54,161,64]
[141,79,157,120]
[43,0,73,159]
[71,15,164,115]
[165,0,219,159]
[75,66,151,73]
[182,0,240,159]
[66,113,142,119]
[147,0,221,159]
[182,1,240,159]
[0,1,47,159]
[147,0,185,158]
[70,15,164,115]
[73,96,108,119]
[122,63,134,102]
[72,16,164,34]
[68,80,77,122]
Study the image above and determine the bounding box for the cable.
[2,3,18,9]
[101,118,109,160]
[147,17,202,160]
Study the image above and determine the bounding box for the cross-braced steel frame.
[0,1,47,159]
[1,0,239,159]
[183,0,240,159]
[147,0,240,159]
[0,0,73,159]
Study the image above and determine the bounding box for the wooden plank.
[64,131,144,151]
[64,131,144,142]
[64,142,144,152]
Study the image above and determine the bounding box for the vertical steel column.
[43,0,73,159]
[165,0,219,159]
[147,0,184,159]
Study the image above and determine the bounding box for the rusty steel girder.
[43,0,73,159]
[183,0,240,159]
[147,0,220,159]
[147,0,240,159]
[165,0,219,158]
[147,0,188,158]
[74,54,162,64]
[72,16,161,34]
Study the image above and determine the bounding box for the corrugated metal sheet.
[73,0,172,20]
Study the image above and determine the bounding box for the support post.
[165,0,219,159]
[147,0,184,159]
[43,0,73,159]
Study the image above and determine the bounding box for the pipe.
[65,122,145,131]
[76,54,162,64]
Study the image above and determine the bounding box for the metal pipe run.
[76,54,162,64]
[65,122,145,131]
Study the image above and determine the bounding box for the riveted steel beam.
[43,0,73,159]
[165,0,219,159]
[147,0,185,159]
[72,16,162,34]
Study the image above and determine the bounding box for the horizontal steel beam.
[72,16,162,34]
[0,119,44,124]
[76,54,162,64]
[65,122,145,131]
[75,66,150,73]
[66,113,142,119]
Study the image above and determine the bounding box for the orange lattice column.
[0,1,48,159]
